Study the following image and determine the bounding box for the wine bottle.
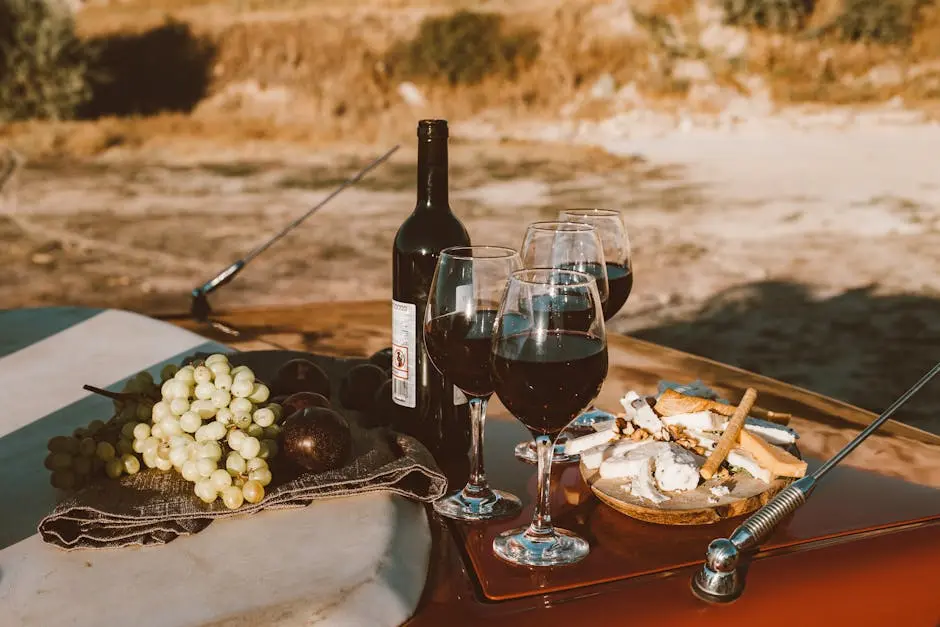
[392,120,471,453]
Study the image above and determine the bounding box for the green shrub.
[826,0,929,44]
[386,10,540,86]
[0,0,94,122]
[82,18,216,117]
[722,0,816,32]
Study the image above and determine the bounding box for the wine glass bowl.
[423,246,523,521]
[514,220,610,464]
[558,209,633,322]
[491,268,608,567]
[558,209,633,429]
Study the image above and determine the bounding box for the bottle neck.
[416,136,448,211]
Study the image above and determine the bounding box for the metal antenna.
[189,145,400,334]
[691,360,940,603]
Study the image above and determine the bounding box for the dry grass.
[1,0,937,159]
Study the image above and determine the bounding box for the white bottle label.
[391,300,416,408]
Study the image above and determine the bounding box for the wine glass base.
[568,407,616,429]
[433,487,522,522]
[513,440,579,465]
[493,526,590,567]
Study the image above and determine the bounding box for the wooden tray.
[580,456,795,526]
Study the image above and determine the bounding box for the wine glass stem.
[463,396,490,497]
[526,434,554,538]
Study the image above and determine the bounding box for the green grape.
[51,470,77,490]
[136,403,154,421]
[79,437,96,457]
[252,408,275,428]
[242,480,264,504]
[105,458,124,479]
[119,404,139,422]
[221,485,243,509]
[47,452,73,470]
[121,422,138,439]
[96,441,116,462]
[122,454,141,475]
[248,466,272,487]
[86,419,106,435]
[116,438,135,456]
[195,480,218,504]
[248,383,270,404]
[205,354,228,367]
[160,363,180,382]
[47,435,72,453]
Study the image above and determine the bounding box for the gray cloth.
[39,427,445,550]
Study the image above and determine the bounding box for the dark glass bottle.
[391,120,471,454]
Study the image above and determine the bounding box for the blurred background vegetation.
[0,0,938,154]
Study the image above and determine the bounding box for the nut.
[631,428,650,441]
[693,446,707,456]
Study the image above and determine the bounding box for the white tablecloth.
[0,308,430,627]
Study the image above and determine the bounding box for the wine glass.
[514,220,609,465]
[559,209,633,428]
[423,246,523,521]
[491,268,608,566]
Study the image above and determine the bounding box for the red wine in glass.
[491,268,607,567]
[424,309,499,397]
[492,331,607,437]
[423,245,523,522]
[603,262,633,321]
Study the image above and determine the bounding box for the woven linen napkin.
[38,351,448,550]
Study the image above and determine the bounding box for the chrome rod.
[692,361,940,603]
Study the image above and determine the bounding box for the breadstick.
[700,388,758,480]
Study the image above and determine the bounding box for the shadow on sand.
[631,281,940,434]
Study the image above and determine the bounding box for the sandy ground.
[1,110,938,433]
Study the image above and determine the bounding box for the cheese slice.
[564,429,618,455]
[738,430,807,478]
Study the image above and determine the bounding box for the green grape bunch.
[46,354,282,511]
[44,369,162,490]
[131,353,281,509]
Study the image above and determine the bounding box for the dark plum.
[280,407,352,474]
[272,358,331,398]
[364,379,396,428]
[282,392,332,417]
[339,364,388,411]
[368,347,393,373]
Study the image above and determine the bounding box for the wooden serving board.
[581,461,794,526]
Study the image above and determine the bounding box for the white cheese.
[653,444,701,492]
[620,391,641,415]
[625,458,669,504]
[726,449,772,483]
[736,418,799,446]
[563,429,618,455]
[707,484,731,504]
[580,444,610,470]
[661,411,723,432]
[684,429,720,452]
[631,402,669,440]
[609,439,650,457]
[709,485,730,499]
[598,441,668,480]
